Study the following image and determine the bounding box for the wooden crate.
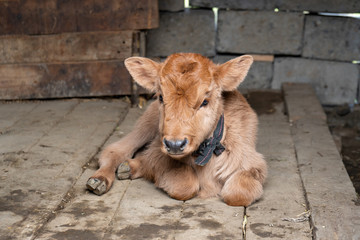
[0,1,157,100]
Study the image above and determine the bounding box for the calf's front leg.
[86,101,160,195]
[117,143,200,201]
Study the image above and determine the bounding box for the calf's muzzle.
[163,138,189,155]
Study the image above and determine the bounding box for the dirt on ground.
[244,90,283,116]
[325,104,360,196]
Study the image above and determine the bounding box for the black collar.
[193,114,225,166]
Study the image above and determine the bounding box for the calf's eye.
[159,95,164,103]
[200,99,209,108]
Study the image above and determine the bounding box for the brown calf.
[86,53,267,206]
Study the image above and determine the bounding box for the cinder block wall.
[148,0,360,105]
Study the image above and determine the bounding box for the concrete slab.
[146,9,215,58]
[246,101,312,239]
[217,11,304,55]
[283,83,360,240]
[190,0,360,12]
[303,15,360,62]
[272,57,359,105]
[159,0,184,12]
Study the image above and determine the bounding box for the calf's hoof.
[86,177,107,195]
[223,195,253,207]
[117,161,131,180]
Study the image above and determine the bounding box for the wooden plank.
[34,106,148,239]
[76,1,159,32]
[104,179,183,240]
[103,174,242,239]
[0,60,132,99]
[104,100,243,240]
[35,169,132,240]
[35,101,244,239]
[283,83,360,239]
[0,0,158,35]
[0,99,129,239]
[131,31,148,105]
[250,55,274,62]
[246,100,312,239]
[0,31,133,64]
[175,198,243,239]
[0,100,80,239]
[0,100,79,154]
[0,102,38,130]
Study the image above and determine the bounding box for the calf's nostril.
[163,138,172,152]
[179,138,188,151]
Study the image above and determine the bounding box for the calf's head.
[125,53,253,158]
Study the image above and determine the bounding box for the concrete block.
[146,9,215,57]
[273,0,360,13]
[303,16,360,62]
[190,0,267,10]
[358,66,360,103]
[217,11,304,55]
[213,55,272,89]
[272,58,359,105]
[190,0,360,12]
[159,0,184,12]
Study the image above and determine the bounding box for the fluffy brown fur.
[87,53,267,206]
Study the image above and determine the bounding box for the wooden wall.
[0,0,158,100]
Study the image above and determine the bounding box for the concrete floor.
[0,83,359,240]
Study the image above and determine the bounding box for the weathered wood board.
[0,31,134,64]
[246,99,311,239]
[34,107,146,240]
[0,31,148,100]
[1,87,357,239]
[34,104,244,240]
[283,83,360,240]
[0,60,132,99]
[0,99,129,239]
[0,0,159,35]
[0,0,154,100]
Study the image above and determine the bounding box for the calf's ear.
[215,55,253,91]
[124,57,161,92]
